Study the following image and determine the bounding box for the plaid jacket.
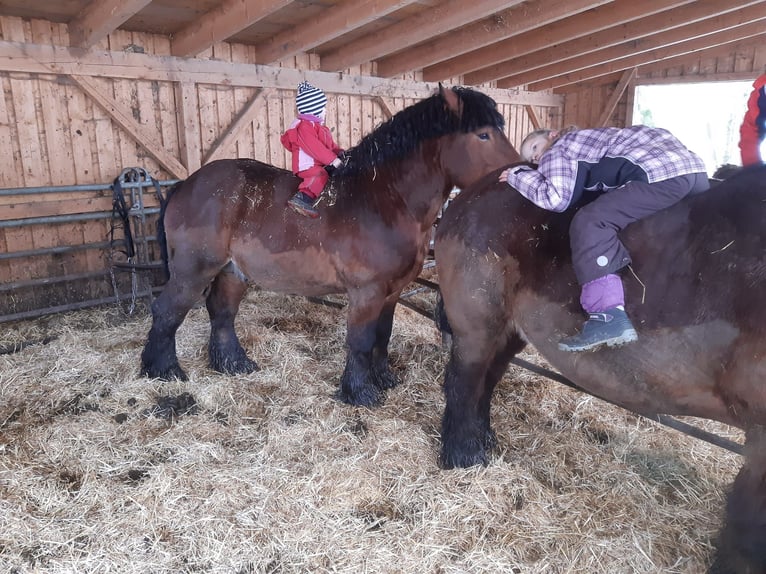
[506,125,708,212]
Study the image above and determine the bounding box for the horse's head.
[438,85,520,190]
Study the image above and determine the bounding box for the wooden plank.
[255,0,417,65]
[525,105,541,130]
[211,42,236,161]
[31,20,75,186]
[267,90,285,168]
[0,39,563,106]
[0,76,17,188]
[428,0,696,82]
[68,0,152,49]
[134,31,163,172]
[596,68,637,127]
[230,42,254,159]
[176,82,202,172]
[466,0,755,85]
[372,96,395,119]
[2,17,45,187]
[253,82,270,163]
[336,92,351,152]
[380,0,613,78]
[204,88,266,163]
[56,18,98,185]
[107,29,139,175]
[151,33,180,174]
[514,10,766,90]
[171,0,291,57]
[320,0,523,72]
[69,74,188,178]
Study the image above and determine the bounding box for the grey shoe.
[287,191,319,218]
[558,307,638,352]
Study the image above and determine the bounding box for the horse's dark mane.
[336,87,504,176]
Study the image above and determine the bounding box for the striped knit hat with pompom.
[295,81,327,117]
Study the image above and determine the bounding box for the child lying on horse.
[281,81,344,218]
[499,125,709,352]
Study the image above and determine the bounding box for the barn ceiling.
[1,0,764,92]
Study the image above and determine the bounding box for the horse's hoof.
[439,446,489,469]
[373,368,400,390]
[140,363,188,382]
[212,356,260,375]
[336,384,383,408]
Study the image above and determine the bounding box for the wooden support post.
[525,105,541,129]
[70,75,188,178]
[597,68,637,127]
[176,82,202,173]
[204,88,268,163]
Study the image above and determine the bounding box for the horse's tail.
[434,292,453,350]
[155,181,181,283]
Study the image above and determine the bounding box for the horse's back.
[436,166,766,427]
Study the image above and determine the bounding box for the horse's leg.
[477,332,526,452]
[370,296,401,391]
[140,280,206,381]
[709,426,766,574]
[440,331,524,469]
[206,266,259,375]
[338,288,387,407]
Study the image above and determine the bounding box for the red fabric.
[296,165,328,199]
[739,74,766,166]
[280,116,343,173]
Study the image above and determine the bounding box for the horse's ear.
[439,83,461,117]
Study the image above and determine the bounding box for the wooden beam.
[255,0,417,65]
[69,75,188,178]
[596,68,637,127]
[425,0,696,83]
[319,0,521,73]
[68,0,153,49]
[526,21,766,91]
[377,0,610,79]
[0,39,563,107]
[501,6,766,90]
[469,0,762,86]
[525,106,541,130]
[204,88,267,163]
[372,96,396,119]
[176,82,202,172]
[633,37,766,85]
[170,0,291,57]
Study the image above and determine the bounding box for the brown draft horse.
[140,85,518,406]
[433,164,766,572]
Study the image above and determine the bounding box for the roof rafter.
[632,37,766,84]
[375,0,610,78]
[68,0,152,48]
[255,0,418,64]
[319,0,520,73]
[467,0,764,85]
[423,0,696,82]
[526,19,766,91]
[170,0,292,57]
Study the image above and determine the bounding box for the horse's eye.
[478,132,490,141]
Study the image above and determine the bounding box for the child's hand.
[498,168,511,183]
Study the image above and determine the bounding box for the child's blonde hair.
[520,125,579,161]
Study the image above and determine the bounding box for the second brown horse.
[140,85,519,406]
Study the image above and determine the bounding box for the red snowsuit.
[280,114,343,199]
[739,73,766,166]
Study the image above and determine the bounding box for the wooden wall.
[560,39,766,129]
[0,14,561,321]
